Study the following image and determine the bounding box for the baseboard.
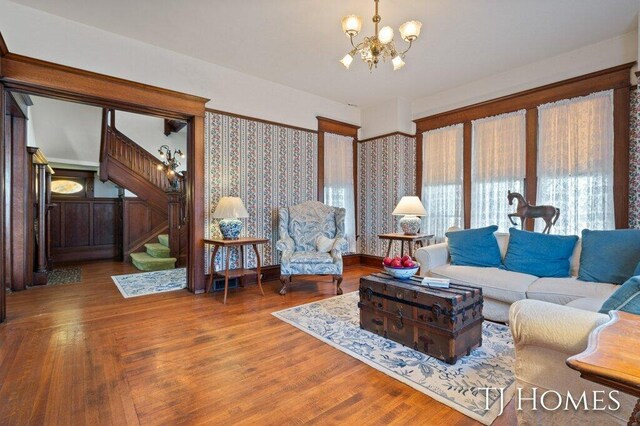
[360,254,383,268]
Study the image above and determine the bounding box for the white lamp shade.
[342,15,362,36]
[378,26,394,44]
[392,196,427,216]
[212,196,249,219]
[399,20,422,41]
[392,55,405,71]
[340,53,354,69]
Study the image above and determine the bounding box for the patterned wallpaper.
[357,134,417,257]
[204,111,318,271]
[629,88,640,229]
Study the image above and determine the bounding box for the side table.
[566,310,640,425]
[378,233,434,258]
[205,237,269,304]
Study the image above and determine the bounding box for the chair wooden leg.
[334,275,343,295]
[279,275,290,295]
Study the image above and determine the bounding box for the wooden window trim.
[414,63,634,229]
[316,116,360,239]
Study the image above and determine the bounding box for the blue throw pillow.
[445,225,502,268]
[599,276,640,315]
[502,228,578,277]
[635,262,640,277]
[578,229,640,284]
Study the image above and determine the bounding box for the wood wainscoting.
[121,198,168,260]
[49,198,122,264]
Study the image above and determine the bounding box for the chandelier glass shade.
[340,0,421,71]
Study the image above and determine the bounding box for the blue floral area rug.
[272,292,515,425]
[111,268,187,298]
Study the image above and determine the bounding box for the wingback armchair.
[276,201,348,295]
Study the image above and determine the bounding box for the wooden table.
[205,237,268,304]
[566,311,640,425]
[378,233,434,258]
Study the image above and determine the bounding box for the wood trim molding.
[316,116,360,137]
[0,32,8,57]
[415,63,635,132]
[415,133,423,196]
[524,108,538,231]
[206,108,318,133]
[2,53,209,119]
[613,86,631,229]
[0,32,209,296]
[463,123,472,229]
[316,116,360,202]
[359,131,415,143]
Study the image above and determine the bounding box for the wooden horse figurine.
[507,191,560,234]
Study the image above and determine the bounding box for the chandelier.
[157,145,185,191]
[340,0,422,71]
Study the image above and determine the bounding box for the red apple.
[383,257,393,266]
[394,255,402,262]
[390,259,402,268]
[402,255,412,263]
[404,261,416,268]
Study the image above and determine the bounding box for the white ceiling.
[9,0,639,107]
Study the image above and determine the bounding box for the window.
[471,110,526,231]
[536,90,614,235]
[324,133,356,252]
[421,124,464,240]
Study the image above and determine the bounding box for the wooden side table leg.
[401,241,405,256]
[239,245,245,287]
[206,245,220,294]
[253,244,265,296]
[223,247,230,304]
[408,242,413,257]
[386,240,392,257]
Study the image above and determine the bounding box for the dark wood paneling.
[463,122,472,229]
[93,202,119,246]
[188,115,205,293]
[317,131,324,202]
[50,198,121,263]
[122,198,168,259]
[63,202,91,247]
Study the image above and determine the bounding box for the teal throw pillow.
[445,225,502,268]
[599,276,640,315]
[502,228,578,277]
[635,262,640,277]
[578,229,640,284]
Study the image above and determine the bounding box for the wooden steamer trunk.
[358,273,484,364]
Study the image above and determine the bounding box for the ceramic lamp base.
[219,218,243,240]
[400,215,421,235]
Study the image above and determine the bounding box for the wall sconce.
[157,145,185,191]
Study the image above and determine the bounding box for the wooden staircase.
[99,109,187,269]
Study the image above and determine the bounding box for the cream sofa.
[509,300,636,424]
[414,233,618,322]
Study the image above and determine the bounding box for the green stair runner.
[131,234,176,271]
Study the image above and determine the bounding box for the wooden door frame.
[0,32,209,320]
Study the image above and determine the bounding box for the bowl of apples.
[382,255,420,279]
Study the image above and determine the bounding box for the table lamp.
[213,196,249,240]
[392,196,427,235]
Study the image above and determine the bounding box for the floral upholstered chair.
[276,201,348,295]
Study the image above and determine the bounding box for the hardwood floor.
[0,262,516,425]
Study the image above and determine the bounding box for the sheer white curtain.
[471,110,526,231]
[421,124,464,241]
[324,132,357,252]
[536,90,614,235]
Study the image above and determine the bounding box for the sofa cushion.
[431,264,536,304]
[599,276,640,315]
[445,225,502,268]
[502,228,578,278]
[569,239,582,277]
[578,229,640,284]
[526,277,618,306]
[565,297,606,312]
[290,252,333,264]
